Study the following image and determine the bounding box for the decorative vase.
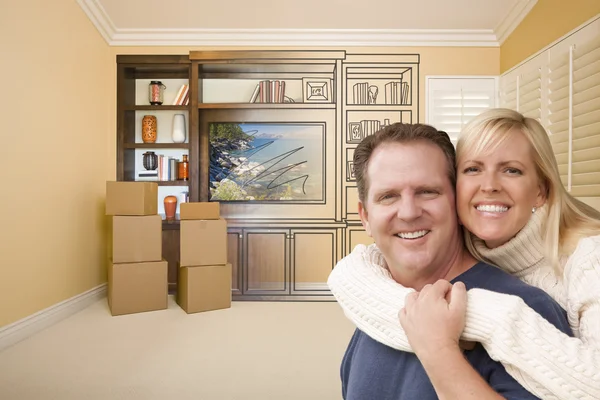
[164,195,178,220]
[178,154,189,180]
[148,81,166,105]
[142,115,157,143]
[172,114,186,143]
[142,151,158,170]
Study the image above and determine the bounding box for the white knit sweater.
[328,208,600,400]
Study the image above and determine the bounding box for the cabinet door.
[345,225,374,256]
[227,229,242,296]
[290,229,337,294]
[244,229,289,295]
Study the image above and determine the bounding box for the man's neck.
[391,247,477,292]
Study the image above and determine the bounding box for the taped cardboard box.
[112,215,162,263]
[177,263,232,314]
[106,181,158,216]
[180,218,227,266]
[107,259,168,316]
[180,202,220,220]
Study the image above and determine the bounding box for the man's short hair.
[353,123,456,204]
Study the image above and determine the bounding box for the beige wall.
[500,0,600,73]
[0,0,111,327]
[1,4,498,327]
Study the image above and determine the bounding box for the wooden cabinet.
[226,228,339,300]
[344,224,375,256]
[116,55,197,217]
[115,50,419,300]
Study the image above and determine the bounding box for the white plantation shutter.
[518,67,542,121]
[427,77,498,145]
[571,35,600,197]
[499,75,518,110]
[547,48,571,188]
[500,16,600,207]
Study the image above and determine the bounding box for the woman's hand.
[399,280,469,361]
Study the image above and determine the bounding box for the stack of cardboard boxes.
[177,202,232,314]
[105,181,168,316]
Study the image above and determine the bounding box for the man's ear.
[358,201,372,237]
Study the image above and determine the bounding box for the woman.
[328,108,600,400]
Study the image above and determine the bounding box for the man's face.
[358,141,462,284]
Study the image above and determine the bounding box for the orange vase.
[142,115,157,143]
[164,195,178,220]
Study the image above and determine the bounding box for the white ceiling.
[77,0,538,46]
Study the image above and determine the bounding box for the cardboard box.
[113,215,162,263]
[180,219,227,266]
[107,260,168,316]
[180,202,220,220]
[106,181,158,216]
[177,263,232,314]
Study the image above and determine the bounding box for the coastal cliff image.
[209,123,324,202]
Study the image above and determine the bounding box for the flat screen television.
[209,122,325,203]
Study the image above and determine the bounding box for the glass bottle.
[178,155,189,181]
[148,81,166,105]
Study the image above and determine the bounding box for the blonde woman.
[328,108,600,400]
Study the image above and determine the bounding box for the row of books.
[249,80,286,103]
[352,81,410,105]
[138,155,182,181]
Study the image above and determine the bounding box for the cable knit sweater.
[328,208,600,400]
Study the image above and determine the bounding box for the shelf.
[132,180,190,186]
[125,105,189,111]
[197,103,336,110]
[158,180,190,186]
[344,104,413,111]
[123,143,190,149]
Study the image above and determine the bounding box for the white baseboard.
[0,284,107,353]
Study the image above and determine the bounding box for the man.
[339,123,572,399]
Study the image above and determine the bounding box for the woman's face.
[456,128,546,248]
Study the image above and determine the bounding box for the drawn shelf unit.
[341,54,420,224]
[116,51,421,297]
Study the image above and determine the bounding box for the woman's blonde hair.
[456,108,600,273]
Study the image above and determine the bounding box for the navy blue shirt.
[341,262,573,400]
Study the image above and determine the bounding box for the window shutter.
[518,67,542,121]
[427,78,497,146]
[547,48,571,188]
[571,35,600,197]
[499,75,518,110]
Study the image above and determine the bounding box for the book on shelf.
[172,84,189,105]
[249,80,286,103]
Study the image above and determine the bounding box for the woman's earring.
[532,207,537,214]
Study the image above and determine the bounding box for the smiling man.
[338,123,571,400]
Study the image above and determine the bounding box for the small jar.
[142,151,158,170]
[178,155,189,181]
[148,81,166,105]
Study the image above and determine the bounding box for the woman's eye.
[505,168,522,175]
[462,166,479,173]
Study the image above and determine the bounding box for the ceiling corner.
[76,0,116,45]
[494,0,538,45]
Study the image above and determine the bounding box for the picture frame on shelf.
[302,78,331,103]
[347,161,356,181]
[347,122,363,143]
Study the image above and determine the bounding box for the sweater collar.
[471,204,548,275]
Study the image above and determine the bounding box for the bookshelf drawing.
[116,51,420,299]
